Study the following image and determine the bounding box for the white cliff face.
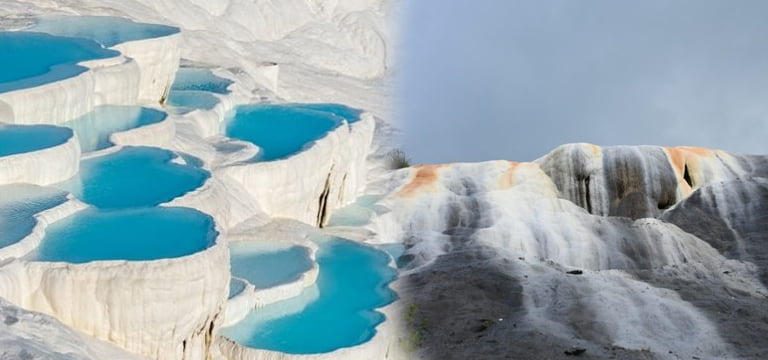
[351,145,768,360]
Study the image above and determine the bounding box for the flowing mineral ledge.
[216,265,407,360]
[108,109,176,149]
[0,142,226,360]
[223,240,320,327]
[218,113,375,226]
[0,217,228,360]
[30,16,182,103]
[0,195,87,261]
[1,20,180,125]
[0,52,140,125]
[0,128,81,186]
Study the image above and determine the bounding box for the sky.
[397,0,768,164]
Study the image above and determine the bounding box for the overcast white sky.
[397,0,768,163]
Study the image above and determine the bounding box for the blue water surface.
[58,146,208,208]
[294,104,363,124]
[0,184,68,249]
[31,206,216,263]
[29,16,179,47]
[0,32,117,93]
[229,278,248,299]
[167,90,219,111]
[0,125,73,157]
[221,238,397,354]
[63,106,166,152]
[326,195,384,227]
[225,104,361,161]
[230,242,314,289]
[172,68,233,94]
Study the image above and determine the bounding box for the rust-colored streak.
[675,146,717,157]
[587,143,602,158]
[662,146,718,195]
[662,147,687,177]
[498,161,521,189]
[396,164,450,198]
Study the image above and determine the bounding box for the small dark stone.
[4,315,18,326]
[473,324,488,332]
[566,270,584,275]
[564,348,587,356]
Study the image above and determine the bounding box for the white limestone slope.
[0,131,80,186]
[350,145,768,360]
[0,298,148,360]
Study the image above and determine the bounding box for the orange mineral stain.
[497,161,521,189]
[397,164,450,198]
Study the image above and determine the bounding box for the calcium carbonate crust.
[223,239,320,328]
[0,27,180,125]
[0,132,81,186]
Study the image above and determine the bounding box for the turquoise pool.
[294,104,363,124]
[31,207,216,263]
[221,238,397,354]
[230,243,314,289]
[379,244,408,269]
[225,104,362,161]
[0,125,73,157]
[172,68,233,94]
[229,278,248,299]
[326,195,384,227]
[167,90,219,111]
[0,184,68,249]
[0,32,117,93]
[29,16,179,47]
[58,146,208,208]
[63,106,166,152]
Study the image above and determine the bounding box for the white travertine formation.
[0,55,138,125]
[223,258,318,327]
[109,114,176,149]
[0,134,81,186]
[0,233,229,360]
[0,31,180,125]
[251,62,279,94]
[0,297,149,360]
[216,302,409,360]
[163,176,268,232]
[218,114,376,227]
[0,0,394,358]
[351,145,768,360]
[112,32,182,102]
